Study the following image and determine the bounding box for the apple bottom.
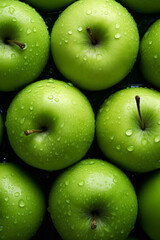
[49,159,138,240]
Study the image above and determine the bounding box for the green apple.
[140,19,160,89]
[5,79,95,171]
[138,170,160,240]
[96,87,160,172]
[0,162,45,240]
[51,0,139,91]
[48,159,138,240]
[0,0,49,91]
[23,0,77,11]
[117,0,160,14]
[0,112,3,145]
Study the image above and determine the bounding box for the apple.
[0,162,45,240]
[0,0,50,91]
[117,0,160,14]
[140,19,160,89]
[0,112,3,145]
[138,170,160,240]
[48,158,138,240]
[96,87,160,172]
[5,79,95,171]
[23,0,77,11]
[51,0,139,91]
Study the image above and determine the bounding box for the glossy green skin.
[0,163,45,240]
[140,19,160,89]
[96,87,160,172]
[0,0,49,91]
[6,79,95,171]
[0,113,3,145]
[24,0,77,11]
[138,171,160,240]
[117,0,160,14]
[51,0,139,91]
[49,159,138,240]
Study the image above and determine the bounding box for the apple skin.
[0,112,3,145]
[96,87,160,173]
[0,0,49,91]
[117,0,160,14]
[138,171,160,240]
[5,79,95,171]
[23,0,77,11]
[48,159,138,240]
[51,0,139,91]
[0,162,45,240]
[140,19,160,89]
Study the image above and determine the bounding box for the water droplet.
[76,53,79,59]
[68,30,72,35]
[120,229,124,234]
[20,118,25,124]
[149,40,152,45]
[89,160,95,165]
[65,181,69,186]
[4,196,9,201]
[86,10,92,15]
[0,226,3,232]
[125,129,133,136]
[110,136,114,141]
[154,53,158,59]
[142,138,147,145]
[83,55,87,61]
[127,146,134,152]
[18,200,25,208]
[116,145,121,150]
[115,33,121,39]
[104,11,108,15]
[33,27,37,33]
[78,26,83,32]
[12,17,17,22]
[96,54,102,61]
[15,192,20,197]
[115,24,120,29]
[9,7,15,14]
[55,98,59,102]
[27,29,31,34]
[48,95,53,100]
[78,181,84,186]
[11,53,16,59]
[68,210,72,216]
[155,136,160,143]
[113,178,117,183]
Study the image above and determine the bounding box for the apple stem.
[7,40,25,49]
[86,27,97,45]
[91,214,97,230]
[135,95,145,130]
[24,129,43,136]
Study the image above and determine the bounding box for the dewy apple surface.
[0,0,50,91]
[0,0,159,239]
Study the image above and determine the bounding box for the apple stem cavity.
[135,95,145,130]
[91,214,97,230]
[86,27,97,45]
[24,129,44,136]
[6,40,25,49]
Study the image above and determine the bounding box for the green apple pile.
[1,0,160,239]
